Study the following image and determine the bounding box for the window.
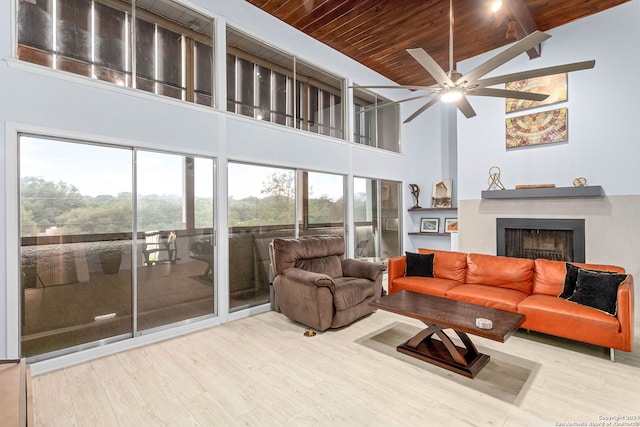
[298,171,344,236]
[353,87,401,153]
[227,163,295,311]
[227,163,345,311]
[17,0,214,106]
[354,177,402,260]
[226,27,344,138]
[19,135,216,359]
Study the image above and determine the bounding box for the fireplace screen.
[497,218,585,262]
[505,228,574,261]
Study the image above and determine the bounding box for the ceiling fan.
[353,0,595,122]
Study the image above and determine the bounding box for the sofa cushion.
[417,248,467,283]
[405,252,434,277]
[296,256,343,278]
[466,253,534,294]
[518,294,621,344]
[272,235,345,277]
[391,276,460,297]
[567,269,628,315]
[559,263,581,298]
[533,258,626,297]
[445,284,528,312]
[333,277,375,310]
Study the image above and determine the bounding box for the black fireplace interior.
[497,218,585,262]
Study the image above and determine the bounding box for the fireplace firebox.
[496,218,585,262]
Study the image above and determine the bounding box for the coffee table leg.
[398,322,489,378]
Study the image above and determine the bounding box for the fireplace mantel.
[481,185,603,200]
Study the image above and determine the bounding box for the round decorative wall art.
[505,107,568,149]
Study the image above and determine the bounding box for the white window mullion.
[154,24,159,94]
[270,71,275,122]
[52,0,58,69]
[124,13,130,87]
[287,76,292,127]
[91,1,96,79]
[253,63,259,119]
[181,35,186,100]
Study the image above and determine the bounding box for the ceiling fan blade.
[453,96,477,118]
[474,60,596,88]
[406,48,454,87]
[460,31,551,84]
[359,93,436,113]
[403,97,441,123]
[349,85,437,91]
[468,88,549,101]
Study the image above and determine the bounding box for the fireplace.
[497,218,585,262]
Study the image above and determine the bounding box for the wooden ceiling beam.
[504,0,541,59]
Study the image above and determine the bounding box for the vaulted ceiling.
[245,0,629,86]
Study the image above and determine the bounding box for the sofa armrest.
[280,268,335,293]
[387,256,406,293]
[617,275,634,352]
[341,259,386,282]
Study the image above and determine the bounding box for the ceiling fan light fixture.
[441,89,463,103]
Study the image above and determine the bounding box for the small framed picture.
[420,218,439,233]
[445,218,458,233]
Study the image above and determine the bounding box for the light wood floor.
[32,310,640,426]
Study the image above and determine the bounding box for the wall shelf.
[481,185,604,200]
[408,207,457,212]
[408,232,451,237]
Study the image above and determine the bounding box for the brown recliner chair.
[270,235,386,331]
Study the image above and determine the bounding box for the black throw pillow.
[559,263,580,299]
[405,252,434,277]
[567,268,627,316]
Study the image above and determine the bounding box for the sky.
[20,136,213,197]
[20,136,342,201]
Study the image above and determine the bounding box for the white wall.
[457,1,640,198]
[0,0,448,359]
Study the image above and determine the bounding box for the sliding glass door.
[353,177,401,261]
[227,163,295,310]
[298,171,344,238]
[19,135,216,359]
[136,151,215,332]
[227,164,346,311]
[19,136,134,357]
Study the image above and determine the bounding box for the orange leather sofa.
[388,249,635,355]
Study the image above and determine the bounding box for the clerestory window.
[353,87,401,153]
[17,0,214,106]
[226,26,344,139]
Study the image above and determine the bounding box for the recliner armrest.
[281,268,335,293]
[341,259,387,282]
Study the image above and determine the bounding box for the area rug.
[355,322,540,405]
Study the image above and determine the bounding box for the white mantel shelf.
[481,185,604,199]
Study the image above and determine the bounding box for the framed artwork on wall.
[505,107,568,149]
[444,218,458,233]
[431,179,452,208]
[505,73,568,113]
[420,218,439,233]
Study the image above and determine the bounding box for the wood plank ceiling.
[245,0,629,86]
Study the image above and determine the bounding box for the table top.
[370,290,525,343]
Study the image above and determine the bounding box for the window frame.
[226,26,345,140]
[15,0,216,107]
[352,86,402,153]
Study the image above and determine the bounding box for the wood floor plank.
[31,368,77,427]
[31,310,640,426]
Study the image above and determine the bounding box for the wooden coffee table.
[370,290,525,378]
